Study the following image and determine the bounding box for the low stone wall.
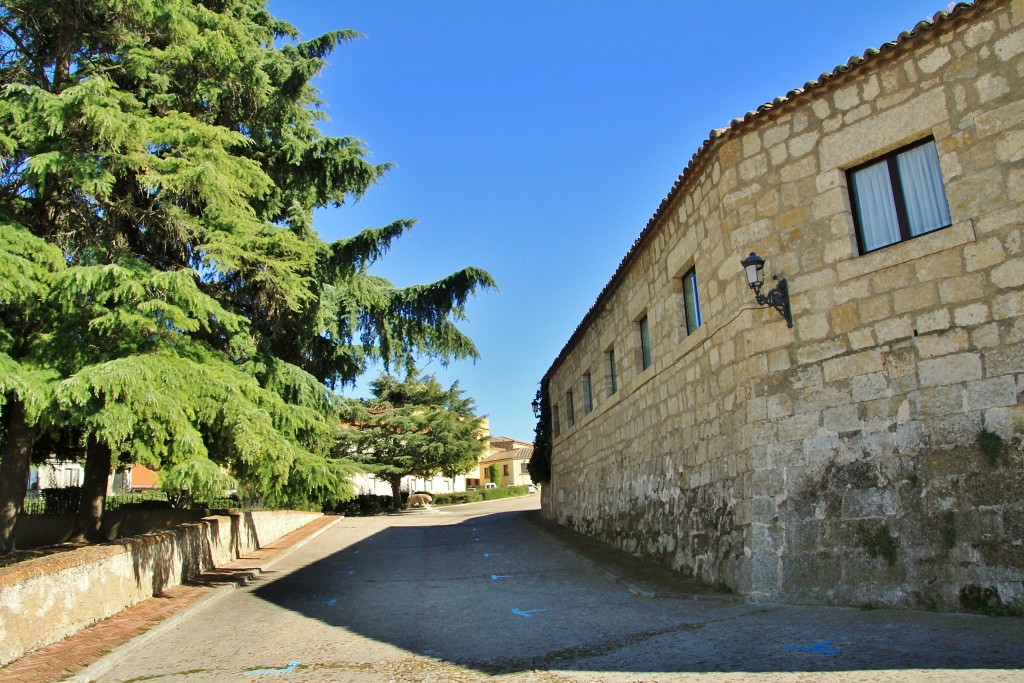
[15,509,211,549]
[0,510,321,667]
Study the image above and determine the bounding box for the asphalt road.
[92,496,1023,682]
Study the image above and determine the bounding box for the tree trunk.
[389,475,404,510]
[0,400,35,555]
[72,437,111,543]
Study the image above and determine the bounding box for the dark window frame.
[847,136,952,255]
[606,347,618,395]
[639,315,653,371]
[582,372,593,414]
[681,267,702,336]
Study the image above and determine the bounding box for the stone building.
[541,0,1023,611]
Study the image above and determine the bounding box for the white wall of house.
[350,472,473,497]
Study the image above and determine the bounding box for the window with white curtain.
[847,138,951,254]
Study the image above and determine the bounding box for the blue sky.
[269,0,958,440]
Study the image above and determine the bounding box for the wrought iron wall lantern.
[740,252,792,328]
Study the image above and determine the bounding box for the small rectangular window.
[682,268,702,335]
[503,464,509,476]
[552,404,561,437]
[520,462,529,474]
[582,372,593,414]
[639,315,653,370]
[606,348,618,395]
[848,138,951,254]
[565,390,575,427]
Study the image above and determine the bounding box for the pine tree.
[338,370,487,509]
[0,225,62,551]
[0,0,494,551]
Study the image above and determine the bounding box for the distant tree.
[0,0,493,551]
[487,463,500,487]
[339,371,486,509]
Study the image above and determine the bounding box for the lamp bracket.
[751,276,793,328]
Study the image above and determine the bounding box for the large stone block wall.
[543,0,1023,611]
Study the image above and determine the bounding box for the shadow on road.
[251,505,1024,676]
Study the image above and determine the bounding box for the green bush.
[481,485,529,500]
[332,485,535,512]
[432,486,532,506]
[977,429,1004,466]
[432,491,484,506]
[327,494,397,516]
[39,486,82,514]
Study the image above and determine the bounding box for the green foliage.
[942,510,957,550]
[481,485,529,501]
[959,584,1023,617]
[329,494,395,517]
[331,484,534,515]
[487,463,500,486]
[0,224,64,418]
[0,0,495,543]
[977,429,1004,466]
[431,491,483,506]
[864,524,899,565]
[337,369,487,488]
[41,487,82,515]
[22,489,265,515]
[418,485,532,507]
[527,383,552,483]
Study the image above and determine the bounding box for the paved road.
[94,497,1023,682]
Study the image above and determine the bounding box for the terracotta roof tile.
[480,445,534,463]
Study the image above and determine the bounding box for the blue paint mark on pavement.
[483,552,500,558]
[784,640,841,655]
[491,574,511,581]
[512,608,548,618]
[245,660,300,675]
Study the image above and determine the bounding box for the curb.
[65,515,344,683]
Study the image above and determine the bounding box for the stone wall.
[543,0,1023,611]
[0,510,322,666]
